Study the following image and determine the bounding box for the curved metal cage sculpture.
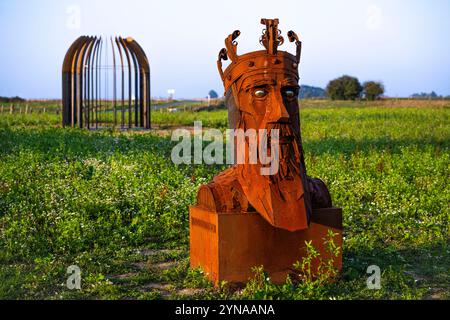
[62,36,151,129]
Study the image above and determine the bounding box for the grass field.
[0,99,448,299]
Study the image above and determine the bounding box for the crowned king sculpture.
[190,19,343,284]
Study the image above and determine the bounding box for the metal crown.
[217,18,302,92]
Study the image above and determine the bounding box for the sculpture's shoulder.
[196,167,253,213]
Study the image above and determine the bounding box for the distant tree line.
[410,91,447,99]
[299,85,326,99]
[325,75,384,101]
[0,96,25,103]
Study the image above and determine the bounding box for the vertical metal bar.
[125,41,142,128]
[131,40,151,129]
[83,46,88,128]
[85,38,91,129]
[70,41,81,127]
[79,37,95,129]
[94,40,100,129]
[127,40,139,128]
[105,37,108,127]
[147,66,151,129]
[115,37,125,129]
[62,36,84,127]
[90,38,100,129]
[98,38,103,128]
[72,37,89,127]
[76,42,87,128]
[111,37,117,127]
[71,48,78,127]
[131,52,139,127]
[119,37,133,129]
[78,39,87,128]
[95,37,102,129]
[85,37,96,130]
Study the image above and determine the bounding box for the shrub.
[326,75,362,100]
[363,81,385,101]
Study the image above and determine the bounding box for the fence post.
[10,104,13,114]
[43,107,46,114]
[1,105,3,113]
[25,104,29,114]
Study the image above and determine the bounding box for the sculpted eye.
[254,89,268,98]
[283,89,296,98]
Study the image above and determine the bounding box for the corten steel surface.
[190,205,342,284]
[191,18,342,284]
[197,18,333,231]
[62,36,151,129]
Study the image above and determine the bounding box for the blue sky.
[0,0,449,99]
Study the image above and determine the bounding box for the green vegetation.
[152,109,228,130]
[0,100,448,300]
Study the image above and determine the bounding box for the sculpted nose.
[268,92,290,123]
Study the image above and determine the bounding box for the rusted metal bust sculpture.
[190,19,342,284]
[197,18,332,232]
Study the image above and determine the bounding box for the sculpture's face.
[235,73,301,136]
[231,72,310,231]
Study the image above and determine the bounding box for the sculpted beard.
[266,122,302,185]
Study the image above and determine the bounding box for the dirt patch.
[424,288,445,300]
[177,288,205,296]
[404,271,428,285]
[132,261,150,270]
[136,248,182,257]
[109,272,139,280]
[144,283,172,291]
[133,260,177,271]
[140,282,173,297]
[150,261,177,270]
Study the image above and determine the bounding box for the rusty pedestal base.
[189,206,343,285]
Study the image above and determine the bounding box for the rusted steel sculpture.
[190,19,343,284]
[62,36,151,129]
